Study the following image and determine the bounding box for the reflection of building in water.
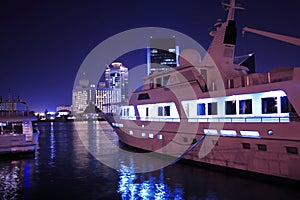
[72,73,96,114]
[117,164,183,199]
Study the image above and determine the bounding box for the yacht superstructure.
[105,0,300,181]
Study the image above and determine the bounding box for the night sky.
[1,0,300,112]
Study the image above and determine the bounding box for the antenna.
[221,0,244,21]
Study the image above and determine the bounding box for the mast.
[222,0,244,21]
[203,0,246,88]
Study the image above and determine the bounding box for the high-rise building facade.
[72,76,96,114]
[95,62,129,114]
[147,37,179,75]
[105,62,128,103]
[96,83,119,114]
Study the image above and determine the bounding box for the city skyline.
[1,0,300,112]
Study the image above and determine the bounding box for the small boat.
[0,98,39,154]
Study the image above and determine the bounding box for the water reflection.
[49,122,56,167]
[0,160,31,199]
[1,122,300,199]
[117,159,183,200]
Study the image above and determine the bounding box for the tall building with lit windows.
[72,75,96,114]
[147,37,179,75]
[105,62,128,103]
[96,82,120,114]
[94,62,129,114]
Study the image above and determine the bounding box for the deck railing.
[0,110,30,117]
[117,116,299,123]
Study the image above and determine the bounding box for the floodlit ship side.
[105,0,300,181]
[0,99,39,154]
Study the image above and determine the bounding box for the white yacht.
[0,98,39,154]
[106,0,300,181]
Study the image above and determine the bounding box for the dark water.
[0,121,300,200]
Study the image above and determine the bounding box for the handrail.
[115,116,299,123]
[0,110,31,117]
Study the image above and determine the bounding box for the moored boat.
[105,0,300,181]
[0,98,39,154]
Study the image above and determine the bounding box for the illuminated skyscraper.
[147,37,179,75]
[96,82,119,114]
[105,62,128,103]
[95,62,129,114]
[72,75,96,114]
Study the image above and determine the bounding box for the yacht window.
[158,106,163,116]
[242,143,251,149]
[150,79,154,89]
[158,134,163,140]
[158,106,171,116]
[208,102,218,115]
[138,93,150,100]
[156,77,162,87]
[146,107,149,117]
[197,103,206,115]
[262,97,277,114]
[257,144,267,151]
[286,146,298,155]
[163,75,170,86]
[239,99,252,114]
[164,106,170,116]
[225,100,236,115]
[281,96,296,114]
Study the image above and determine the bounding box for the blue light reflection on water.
[1,121,300,199]
[24,161,31,188]
[117,163,184,200]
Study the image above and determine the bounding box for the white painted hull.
[0,132,39,154]
[107,116,300,181]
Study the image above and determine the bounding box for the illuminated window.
[262,97,277,114]
[197,103,206,115]
[158,134,163,140]
[208,102,218,115]
[225,100,236,115]
[239,99,252,114]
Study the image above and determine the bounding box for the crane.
[242,27,300,47]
